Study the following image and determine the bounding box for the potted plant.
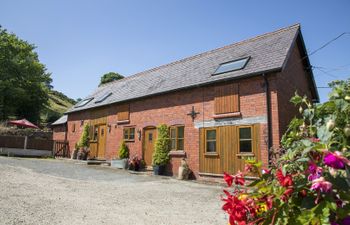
[77,124,90,160]
[128,155,141,171]
[71,143,79,160]
[111,141,129,169]
[152,124,171,175]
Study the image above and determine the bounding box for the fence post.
[24,136,28,149]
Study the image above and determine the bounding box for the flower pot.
[71,149,78,159]
[153,165,165,175]
[111,159,128,169]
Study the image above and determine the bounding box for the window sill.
[117,120,130,124]
[168,150,186,157]
[205,152,219,157]
[236,153,254,157]
[124,139,135,143]
[212,112,241,119]
[89,140,98,143]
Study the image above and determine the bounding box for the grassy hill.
[41,90,76,124]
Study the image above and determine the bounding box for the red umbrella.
[8,119,39,129]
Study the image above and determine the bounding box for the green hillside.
[41,90,76,124]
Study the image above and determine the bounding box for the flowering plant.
[222,80,350,225]
[128,155,141,171]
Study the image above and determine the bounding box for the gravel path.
[0,157,227,225]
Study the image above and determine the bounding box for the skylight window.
[213,57,250,75]
[74,98,93,108]
[95,92,112,103]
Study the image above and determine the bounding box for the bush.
[152,124,171,166]
[222,79,350,225]
[78,124,90,148]
[118,141,129,159]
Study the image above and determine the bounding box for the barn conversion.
[54,24,318,177]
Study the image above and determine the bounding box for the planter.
[71,149,78,160]
[111,159,128,169]
[153,165,165,175]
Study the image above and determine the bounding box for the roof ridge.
[98,23,300,88]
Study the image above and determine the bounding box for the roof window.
[74,98,93,108]
[213,57,250,75]
[95,92,112,103]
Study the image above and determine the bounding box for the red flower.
[234,171,245,186]
[222,190,253,225]
[281,188,294,202]
[224,172,233,187]
[276,169,293,187]
[224,171,245,187]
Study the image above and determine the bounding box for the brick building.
[58,24,318,178]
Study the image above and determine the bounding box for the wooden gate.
[143,127,157,166]
[199,124,260,175]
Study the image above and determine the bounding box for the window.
[75,98,93,108]
[239,127,253,153]
[93,126,98,140]
[214,83,239,114]
[72,123,76,133]
[117,103,130,121]
[170,126,184,151]
[95,92,112,103]
[205,129,217,153]
[213,57,250,75]
[123,127,135,141]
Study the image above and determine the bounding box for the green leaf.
[290,93,303,105]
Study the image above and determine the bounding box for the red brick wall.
[52,125,66,141]
[276,43,314,139]
[66,77,271,177]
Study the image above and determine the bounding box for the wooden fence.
[0,135,53,151]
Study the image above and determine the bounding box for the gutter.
[263,73,273,164]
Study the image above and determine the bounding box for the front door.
[143,128,157,166]
[97,125,107,159]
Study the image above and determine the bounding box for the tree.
[99,72,124,86]
[0,26,52,123]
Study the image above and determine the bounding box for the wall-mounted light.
[80,120,84,126]
[137,129,142,141]
[108,124,112,133]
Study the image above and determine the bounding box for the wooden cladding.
[199,124,260,175]
[214,83,239,114]
[117,103,130,121]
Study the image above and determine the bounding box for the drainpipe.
[263,74,272,165]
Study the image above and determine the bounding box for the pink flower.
[307,162,322,181]
[324,151,350,170]
[310,177,332,193]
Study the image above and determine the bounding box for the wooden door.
[199,124,260,176]
[97,125,107,159]
[143,128,157,166]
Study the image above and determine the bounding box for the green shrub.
[221,79,350,225]
[118,141,129,159]
[152,124,171,166]
[78,124,90,148]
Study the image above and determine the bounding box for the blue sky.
[1,0,349,102]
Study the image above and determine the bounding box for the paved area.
[0,157,227,225]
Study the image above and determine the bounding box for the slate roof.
[67,24,307,114]
[51,115,68,126]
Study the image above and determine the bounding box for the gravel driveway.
[0,157,227,225]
